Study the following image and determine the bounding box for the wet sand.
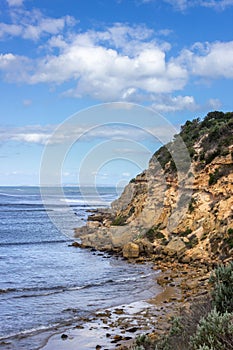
[40,300,158,349]
[40,282,183,350]
[39,262,210,350]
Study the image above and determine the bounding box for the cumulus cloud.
[152,95,199,112]
[23,25,187,100]
[0,53,31,82]
[178,41,233,79]
[151,95,222,112]
[0,15,232,104]
[0,8,75,41]
[0,22,188,99]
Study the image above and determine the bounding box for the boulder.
[164,237,186,257]
[122,242,140,259]
[86,221,101,228]
[136,239,154,256]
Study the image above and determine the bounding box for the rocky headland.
[73,111,233,348]
[75,111,233,266]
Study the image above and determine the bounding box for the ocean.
[0,186,159,349]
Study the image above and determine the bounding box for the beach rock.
[127,326,138,333]
[122,242,140,259]
[61,333,68,340]
[136,239,154,256]
[114,308,124,315]
[71,241,83,248]
[86,220,101,228]
[113,335,123,341]
[164,237,186,257]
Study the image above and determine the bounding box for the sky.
[0,0,233,186]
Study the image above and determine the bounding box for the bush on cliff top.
[153,111,233,172]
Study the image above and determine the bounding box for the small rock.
[71,242,83,248]
[113,335,123,341]
[61,333,68,340]
[127,327,138,333]
[123,336,132,340]
[114,308,124,315]
[75,325,84,329]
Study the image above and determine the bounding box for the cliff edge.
[75,111,233,265]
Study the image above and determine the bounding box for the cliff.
[75,111,233,265]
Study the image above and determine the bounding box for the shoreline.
[39,258,161,350]
[0,252,211,350]
[0,251,161,350]
[38,256,211,350]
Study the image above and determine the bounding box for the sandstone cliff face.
[75,112,233,263]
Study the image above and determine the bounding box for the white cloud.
[142,0,233,10]
[0,23,22,37]
[152,95,199,112]
[7,0,24,7]
[23,99,32,106]
[151,95,222,112]
[178,41,233,79]
[206,98,221,109]
[0,17,232,104]
[0,123,172,146]
[163,0,191,10]
[0,53,30,82]
[0,53,16,68]
[0,125,53,145]
[24,25,187,100]
[0,8,76,41]
[200,0,233,10]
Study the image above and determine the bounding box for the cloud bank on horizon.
[0,0,233,185]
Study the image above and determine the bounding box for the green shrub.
[111,215,126,226]
[145,228,156,242]
[179,228,192,237]
[145,227,164,242]
[208,169,220,185]
[130,334,151,349]
[185,235,198,249]
[205,149,221,164]
[209,165,233,186]
[189,308,233,350]
[224,232,233,249]
[209,262,233,313]
[169,316,183,336]
[188,201,195,213]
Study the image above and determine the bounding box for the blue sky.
[0,0,233,186]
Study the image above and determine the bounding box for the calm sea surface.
[0,186,159,349]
